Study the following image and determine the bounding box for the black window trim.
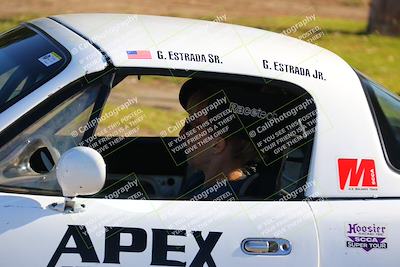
[0,69,115,149]
[357,70,400,174]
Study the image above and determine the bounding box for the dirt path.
[0,0,369,21]
[108,76,186,111]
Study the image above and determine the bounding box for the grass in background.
[232,16,400,95]
[0,16,35,32]
[97,104,186,136]
[320,34,400,94]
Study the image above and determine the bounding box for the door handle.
[241,238,292,255]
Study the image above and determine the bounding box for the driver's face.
[179,95,213,169]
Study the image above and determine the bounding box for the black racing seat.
[181,156,284,201]
[239,157,284,200]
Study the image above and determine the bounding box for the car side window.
[90,74,317,201]
[361,75,400,170]
[0,83,103,193]
[95,76,187,138]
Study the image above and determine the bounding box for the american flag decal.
[127,50,152,59]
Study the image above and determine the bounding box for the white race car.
[0,14,399,267]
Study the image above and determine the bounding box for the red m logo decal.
[338,159,377,190]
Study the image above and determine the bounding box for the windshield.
[0,25,67,110]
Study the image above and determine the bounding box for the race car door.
[0,197,319,267]
[0,72,319,267]
[307,72,400,267]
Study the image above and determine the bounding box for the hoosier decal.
[346,223,387,252]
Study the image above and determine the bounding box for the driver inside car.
[178,78,269,201]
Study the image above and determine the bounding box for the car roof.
[49,13,339,71]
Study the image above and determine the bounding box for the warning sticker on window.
[38,52,62,67]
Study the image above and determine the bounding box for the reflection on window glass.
[375,89,400,144]
[0,85,101,192]
[363,76,400,169]
[0,26,66,109]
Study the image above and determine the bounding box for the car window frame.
[0,71,114,196]
[357,70,400,173]
[97,67,318,201]
[0,67,317,199]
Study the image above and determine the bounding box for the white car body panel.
[309,200,400,267]
[0,13,398,267]
[36,13,400,198]
[0,193,318,267]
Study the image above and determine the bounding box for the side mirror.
[56,146,106,198]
